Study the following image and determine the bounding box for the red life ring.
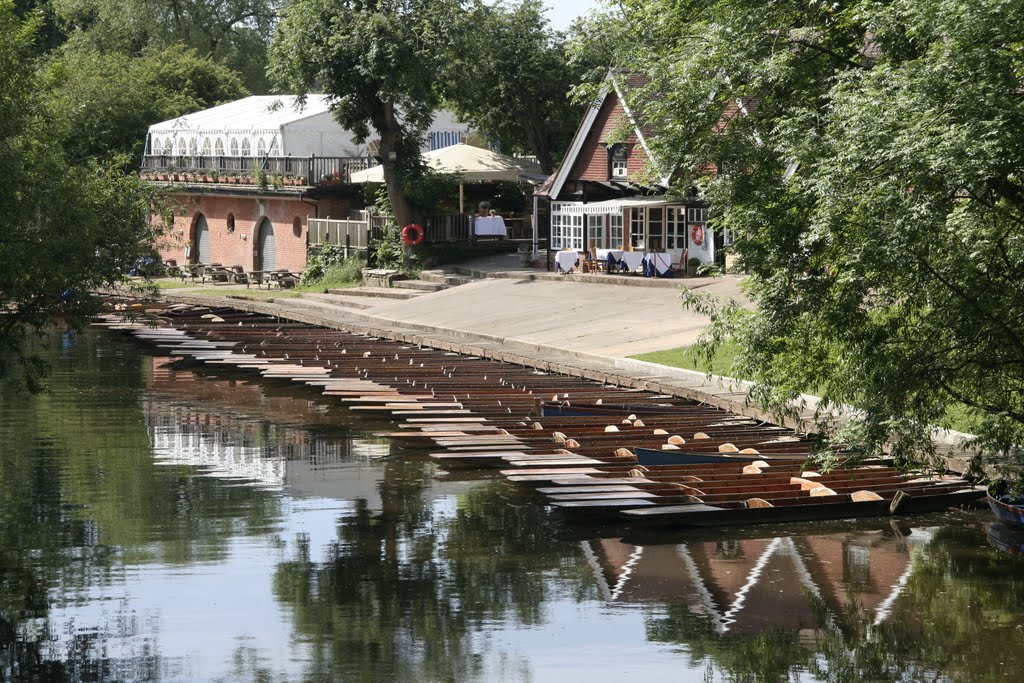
[401,223,424,246]
[690,224,705,247]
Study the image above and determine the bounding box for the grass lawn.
[633,340,978,435]
[631,339,742,377]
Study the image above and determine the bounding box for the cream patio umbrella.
[349,143,544,212]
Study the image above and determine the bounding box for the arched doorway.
[255,217,276,271]
[193,214,211,264]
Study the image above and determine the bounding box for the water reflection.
[582,525,930,637]
[4,328,1024,682]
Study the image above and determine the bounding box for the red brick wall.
[569,92,651,183]
[155,192,356,271]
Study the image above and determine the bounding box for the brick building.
[143,96,470,272]
[536,73,722,266]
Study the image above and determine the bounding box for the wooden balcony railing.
[140,155,373,185]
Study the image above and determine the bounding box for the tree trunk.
[378,102,419,230]
[523,99,554,174]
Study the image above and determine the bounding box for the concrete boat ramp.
[142,258,975,473]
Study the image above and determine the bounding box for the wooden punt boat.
[536,461,982,526]
[540,401,705,417]
[986,521,1024,557]
[616,484,983,527]
[987,480,1024,528]
[633,446,807,467]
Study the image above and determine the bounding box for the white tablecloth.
[596,249,624,265]
[617,251,645,273]
[555,250,579,273]
[644,252,673,276]
[473,215,507,237]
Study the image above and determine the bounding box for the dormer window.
[608,143,628,179]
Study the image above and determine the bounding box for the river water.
[1,327,1023,682]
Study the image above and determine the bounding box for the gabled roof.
[540,71,668,199]
[148,95,335,134]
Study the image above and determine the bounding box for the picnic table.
[247,269,301,289]
[181,263,221,284]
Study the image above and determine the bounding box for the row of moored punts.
[98,303,984,528]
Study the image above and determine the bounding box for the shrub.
[302,245,353,283]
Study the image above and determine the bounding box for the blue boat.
[987,480,1024,528]
[986,522,1024,558]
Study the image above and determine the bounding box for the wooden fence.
[307,215,371,256]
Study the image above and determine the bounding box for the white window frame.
[666,207,685,250]
[241,138,251,156]
[629,207,644,249]
[609,213,624,249]
[201,137,212,156]
[587,215,605,250]
[230,138,239,155]
[214,139,224,156]
[550,203,584,251]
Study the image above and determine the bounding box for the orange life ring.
[690,224,705,247]
[401,223,424,246]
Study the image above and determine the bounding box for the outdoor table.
[554,250,579,273]
[473,215,507,238]
[206,265,232,283]
[617,251,645,274]
[271,271,300,288]
[247,270,271,289]
[643,252,673,277]
[596,249,624,273]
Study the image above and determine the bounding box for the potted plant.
[686,257,701,277]
[209,168,219,183]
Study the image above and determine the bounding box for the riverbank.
[140,261,976,473]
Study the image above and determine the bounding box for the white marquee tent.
[350,143,543,183]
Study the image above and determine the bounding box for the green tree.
[44,43,248,162]
[49,0,280,91]
[0,1,156,390]
[441,0,585,175]
[270,0,472,229]
[614,0,1024,465]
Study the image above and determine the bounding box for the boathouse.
[142,95,471,273]
[536,73,726,269]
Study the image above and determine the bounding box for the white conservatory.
[146,95,471,159]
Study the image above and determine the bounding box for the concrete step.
[327,287,422,300]
[419,269,476,287]
[418,270,449,284]
[393,279,447,292]
[443,275,475,286]
[299,292,374,310]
